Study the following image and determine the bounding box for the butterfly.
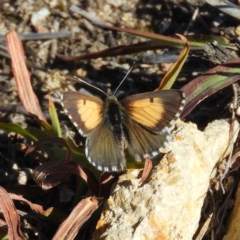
[61,77,185,172]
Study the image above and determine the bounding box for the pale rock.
[31,7,50,26]
[92,119,238,240]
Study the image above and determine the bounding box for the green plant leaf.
[38,119,54,132]
[181,58,240,118]
[48,97,62,137]
[158,34,189,90]
[42,207,67,219]
[0,123,37,142]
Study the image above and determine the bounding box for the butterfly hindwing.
[86,119,126,172]
[121,90,185,134]
[61,92,104,136]
[123,116,170,161]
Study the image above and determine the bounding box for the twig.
[220,83,238,193]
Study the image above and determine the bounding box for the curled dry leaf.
[33,161,99,195]
[25,137,73,162]
[52,197,99,240]
[9,193,44,214]
[99,172,118,198]
[141,157,153,183]
[0,187,24,240]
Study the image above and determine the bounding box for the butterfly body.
[103,96,123,132]
[62,89,185,172]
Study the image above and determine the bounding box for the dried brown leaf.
[9,193,44,214]
[56,42,163,61]
[141,157,153,183]
[5,30,46,122]
[0,187,24,239]
[25,137,72,162]
[99,172,118,198]
[33,161,99,194]
[52,197,99,240]
[230,151,240,171]
[33,161,70,190]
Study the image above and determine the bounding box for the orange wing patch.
[125,97,165,128]
[62,92,104,135]
[76,99,102,131]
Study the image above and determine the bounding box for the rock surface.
[92,119,238,240]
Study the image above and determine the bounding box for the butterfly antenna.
[74,76,108,97]
[113,63,135,96]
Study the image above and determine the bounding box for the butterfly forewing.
[61,92,104,136]
[121,90,184,133]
